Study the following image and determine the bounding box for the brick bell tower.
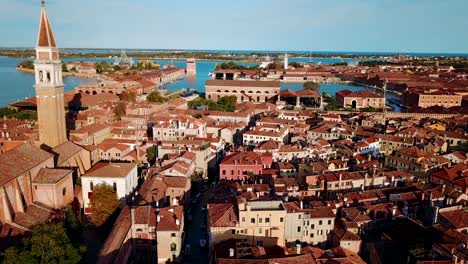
[34,0,67,147]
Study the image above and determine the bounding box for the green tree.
[288,62,301,68]
[146,145,158,165]
[3,223,83,264]
[64,207,82,245]
[147,91,167,103]
[119,91,137,103]
[303,81,320,91]
[114,101,126,120]
[62,62,68,72]
[89,184,120,226]
[17,60,34,69]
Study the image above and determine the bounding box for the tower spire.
[37,0,56,48]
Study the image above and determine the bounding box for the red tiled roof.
[37,2,56,48]
[0,143,53,187]
[439,209,468,229]
[33,168,71,184]
[208,203,239,227]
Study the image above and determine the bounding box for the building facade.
[205,80,280,103]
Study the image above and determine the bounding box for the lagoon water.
[0,56,399,110]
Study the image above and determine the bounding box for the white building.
[82,163,138,214]
[284,201,335,247]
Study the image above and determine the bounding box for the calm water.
[0,56,400,111]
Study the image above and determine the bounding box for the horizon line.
[1,46,468,56]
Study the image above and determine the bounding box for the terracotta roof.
[33,168,71,184]
[52,141,84,166]
[97,207,131,264]
[439,209,468,229]
[162,176,189,188]
[208,203,239,227]
[0,143,53,186]
[83,162,136,178]
[156,205,183,231]
[36,2,57,48]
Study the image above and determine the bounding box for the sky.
[0,0,467,53]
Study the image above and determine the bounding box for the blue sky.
[0,0,467,53]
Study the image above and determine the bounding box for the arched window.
[232,90,237,93]
[224,90,229,93]
[39,71,43,82]
[248,91,253,93]
[46,71,51,82]
[217,90,221,92]
[256,91,261,94]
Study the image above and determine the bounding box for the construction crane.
[114,50,134,66]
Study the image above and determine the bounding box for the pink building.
[219,152,272,180]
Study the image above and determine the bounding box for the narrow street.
[182,181,211,264]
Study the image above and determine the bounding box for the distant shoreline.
[16,67,98,79]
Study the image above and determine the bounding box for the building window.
[280,217,284,223]
[311,224,315,229]
[222,170,226,175]
[319,220,322,225]
[232,229,236,234]
[90,182,94,191]
[251,218,255,224]
[242,217,245,222]
[298,214,301,219]
[170,243,177,251]
[265,218,270,223]
[113,182,117,192]
[171,233,176,237]
[310,233,314,238]
[328,220,332,225]
[297,226,301,232]
[62,187,67,196]
[259,218,262,223]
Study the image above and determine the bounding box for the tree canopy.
[303,81,320,91]
[215,62,258,70]
[146,145,157,165]
[0,107,37,120]
[288,62,302,68]
[17,60,34,70]
[89,184,120,226]
[147,91,168,103]
[119,91,137,103]
[113,102,126,120]
[3,223,84,264]
[188,96,236,112]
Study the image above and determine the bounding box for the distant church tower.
[186,58,196,76]
[34,1,67,147]
[284,53,288,70]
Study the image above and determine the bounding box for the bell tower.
[34,0,67,147]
